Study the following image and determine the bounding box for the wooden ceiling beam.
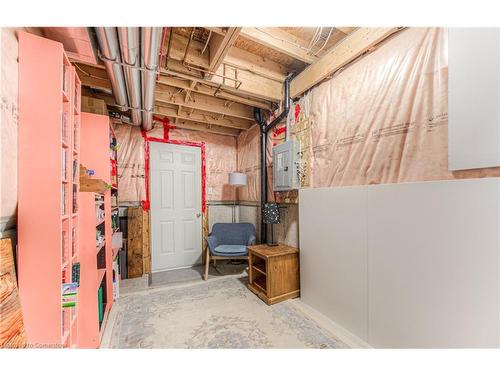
[211,63,282,102]
[155,84,255,120]
[163,58,281,102]
[157,75,271,110]
[336,27,358,35]
[160,64,281,102]
[240,27,315,64]
[291,27,402,98]
[168,31,210,69]
[204,27,227,36]
[207,27,241,77]
[166,117,240,137]
[154,104,252,130]
[223,46,287,82]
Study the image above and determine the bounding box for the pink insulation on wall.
[1,28,43,231]
[115,122,237,204]
[236,27,500,205]
[236,123,261,202]
[307,27,500,187]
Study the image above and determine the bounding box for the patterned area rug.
[108,276,347,348]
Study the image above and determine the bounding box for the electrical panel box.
[272,140,300,191]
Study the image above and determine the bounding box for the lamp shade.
[228,172,247,186]
[262,203,280,224]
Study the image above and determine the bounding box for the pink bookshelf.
[78,113,114,348]
[18,32,81,348]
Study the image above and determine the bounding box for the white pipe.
[118,27,142,126]
[95,27,128,111]
[141,27,163,130]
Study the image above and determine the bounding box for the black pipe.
[254,73,294,244]
[254,108,267,243]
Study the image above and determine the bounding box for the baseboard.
[289,299,372,349]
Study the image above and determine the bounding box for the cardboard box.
[81,96,107,115]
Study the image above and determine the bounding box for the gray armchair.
[204,223,256,280]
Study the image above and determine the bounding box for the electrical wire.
[313,27,333,56]
[254,27,311,52]
[74,64,110,82]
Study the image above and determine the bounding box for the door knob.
[196,213,201,218]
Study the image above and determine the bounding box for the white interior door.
[150,142,202,272]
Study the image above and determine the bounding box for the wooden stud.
[127,207,145,278]
[290,27,402,98]
[142,208,151,275]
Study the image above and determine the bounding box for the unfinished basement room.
[2,2,500,374]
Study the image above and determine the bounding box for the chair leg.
[204,247,210,281]
[213,259,217,267]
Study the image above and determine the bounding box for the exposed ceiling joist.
[240,27,315,64]
[207,27,241,77]
[223,46,287,82]
[161,65,282,103]
[155,84,255,120]
[210,64,282,102]
[168,117,240,137]
[204,27,227,36]
[157,75,271,110]
[291,27,403,98]
[168,31,209,69]
[336,27,358,35]
[154,104,252,130]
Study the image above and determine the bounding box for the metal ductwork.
[95,27,163,130]
[94,27,128,111]
[141,27,163,131]
[118,27,142,125]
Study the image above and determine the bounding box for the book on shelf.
[61,112,67,142]
[62,230,68,263]
[61,149,67,180]
[61,282,78,308]
[72,185,78,213]
[72,263,80,286]
[61,185,66,215]
[62,63,67,94]
[71,227,77,257]
[73,124,78,149]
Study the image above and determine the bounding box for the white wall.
[299,178,500,348]
[449,28,500,170]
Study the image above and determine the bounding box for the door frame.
[142,131,207,274]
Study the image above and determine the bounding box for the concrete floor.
[102,262,368,349]
[119,260,248,294]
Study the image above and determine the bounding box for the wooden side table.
[247,244,300,305]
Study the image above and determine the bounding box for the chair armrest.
[247,234,256,246]
[206,235,218,252]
